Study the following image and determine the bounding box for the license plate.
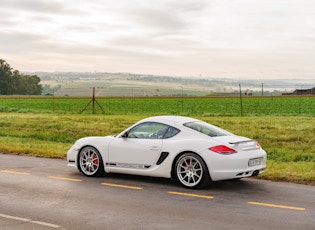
[248,158,263,167]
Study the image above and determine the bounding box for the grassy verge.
[0,113,314,185]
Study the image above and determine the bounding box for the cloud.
[0,0,314,78]
[0,32,46,53]
[0,0,80,14]
[128,0,209,31]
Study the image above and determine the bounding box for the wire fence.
[0,95,314,116]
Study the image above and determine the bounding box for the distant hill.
[27,72,314,96]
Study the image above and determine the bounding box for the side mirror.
[121,131,128,138]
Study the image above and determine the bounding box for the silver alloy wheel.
[79,147,100,176]
[176,155,203,187]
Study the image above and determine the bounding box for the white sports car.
[67,116,266,189]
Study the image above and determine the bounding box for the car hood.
[75,135,114,146]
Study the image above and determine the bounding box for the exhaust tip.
[252,170,260,176]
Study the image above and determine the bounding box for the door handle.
[149,146,160,151]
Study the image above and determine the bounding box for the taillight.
[209,145,237,155]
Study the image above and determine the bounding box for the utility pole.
[239,84,243,116]
[131,87,134,114]
[181,86,183,113]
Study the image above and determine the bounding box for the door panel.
[108,138,163,167]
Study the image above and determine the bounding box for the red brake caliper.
[93,154,99,165]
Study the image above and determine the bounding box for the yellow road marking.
[0,170,30,175]
[168,191,214,199]
[48,176,82,182]
[248,202,305,211]
[101,182,143,190]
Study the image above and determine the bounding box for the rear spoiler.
[229,139,260,150]
[229,139,258,145]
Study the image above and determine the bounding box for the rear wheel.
[175,153,210,189]
[78,146,104,177]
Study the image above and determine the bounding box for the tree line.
[0,59,42,95]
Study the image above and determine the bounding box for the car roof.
[140,115,199,125]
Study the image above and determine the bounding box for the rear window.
[183,121,229,137]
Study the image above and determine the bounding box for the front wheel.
[174,153,210,189]
[78,146,104,177]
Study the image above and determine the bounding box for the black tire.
[174,153,210,189]
[78,146,104,177]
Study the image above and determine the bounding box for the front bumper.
[67,146,79,169]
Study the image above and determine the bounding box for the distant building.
[292,87,315,95]
[282,87,315,96]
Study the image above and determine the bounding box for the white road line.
[0,213,60,228]
[31,220,60,228]
[0,213,30,222]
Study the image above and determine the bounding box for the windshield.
[183,121,230,137]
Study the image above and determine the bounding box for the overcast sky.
[1,0,314,79]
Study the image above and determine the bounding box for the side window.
[163,127,180,139]
[127,122,178,139]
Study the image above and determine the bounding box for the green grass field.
[0,111,314,185]
[0,96,314,116]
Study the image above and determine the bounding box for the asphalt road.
[0,153,314,230]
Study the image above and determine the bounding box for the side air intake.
[156,152,169,165]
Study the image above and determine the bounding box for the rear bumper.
[210,165,266,181]
[203,149,267,181]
